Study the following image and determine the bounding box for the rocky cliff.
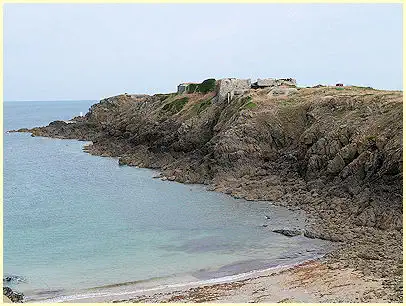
[13,82,403,301]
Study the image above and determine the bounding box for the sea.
[3,100,332,302]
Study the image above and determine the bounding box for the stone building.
[217,78,251,103]
[177,77,297,103]
[252,78,297,88]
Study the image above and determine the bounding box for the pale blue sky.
[4,3,403,101]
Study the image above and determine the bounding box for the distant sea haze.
[3,100,331,301]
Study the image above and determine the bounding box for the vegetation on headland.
[186,78,216,94]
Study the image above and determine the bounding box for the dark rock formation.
[3,287,24,303]
[3,275,26,285]
[272,229,302,237]
[303,230,343,242]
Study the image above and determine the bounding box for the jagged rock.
[272,229,302,237]
[327,154,346,174]
[3,275,26,285]
[355,206,376,227]
[303,230,343,242]
[3,287,24,303]
[303,230,319,239]
[357,251,381,261]
[340,143,358,164]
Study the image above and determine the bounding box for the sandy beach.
[37,258,383,303]
[114,261,387,303]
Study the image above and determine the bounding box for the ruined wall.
[177,84,188,94]
[256,78,297,87]
[217,78,251,103]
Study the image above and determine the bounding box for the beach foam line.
[39,255,324,303]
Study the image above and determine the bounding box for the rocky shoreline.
[10,79,403,302]
[3,287,24,303]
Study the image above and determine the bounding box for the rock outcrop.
[12,85,402,232]
[11,82,403,301]
[3,275,26,285]
[3,287,24,303]
[272,229,302,237]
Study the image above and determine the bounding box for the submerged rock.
[3,275,27,285]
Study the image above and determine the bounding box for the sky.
[4,3,403,101]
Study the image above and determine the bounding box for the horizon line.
[3,99,99,103]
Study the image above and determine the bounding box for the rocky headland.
[10,78,403,302]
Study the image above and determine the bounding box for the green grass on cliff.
[243,101,257,109]
[186,84,199,94]
[350,86,375,91]
[186,79,216,94]
[155,93,177,102]
[162,97,189,114]
[198,79,216,93]
[241,96,257,110]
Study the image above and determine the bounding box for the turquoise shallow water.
[4,101,331,302]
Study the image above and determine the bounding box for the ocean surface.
[3,100,331,302]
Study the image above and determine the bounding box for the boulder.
[327,154,346,174]
[303,230,319,239]
[48,120,68,127]
[303,230,343,242]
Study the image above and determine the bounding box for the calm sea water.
[4,100,331,302]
